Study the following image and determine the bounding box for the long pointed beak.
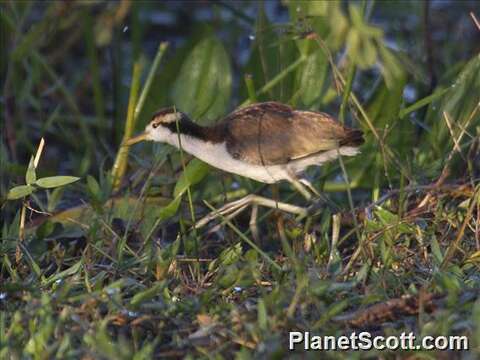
[124,132,149,146]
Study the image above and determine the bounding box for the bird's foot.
[194,194,308,230]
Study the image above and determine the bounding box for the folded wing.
[224,102,363,165]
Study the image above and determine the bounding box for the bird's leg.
[195,196,253,229]
[195,194,307,229]
[299,178,321,197]
[289,173,339,210]
[286,171,314,200]
[298,177,339,209]
[271,183,285,245]
[205,203,251,234]
[249,204,260,243]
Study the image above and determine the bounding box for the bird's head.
[125,107,188,145]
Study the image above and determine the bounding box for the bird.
[126,101,364,227]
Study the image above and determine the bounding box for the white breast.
[165,133,360,184]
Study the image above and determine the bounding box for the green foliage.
[172,36,232,123]
[6,159,79,200]
[426,55,480,158]
[173,159,211,198]
[130,281,166,308]
[346,4,383,69]
[242,7,299,103]
[1,1,479,358]
[34,176,80,189]
[6,185,35,200]
[296,49,329,107]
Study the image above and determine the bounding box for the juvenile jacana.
[126,101,364,227]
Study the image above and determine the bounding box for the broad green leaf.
[358,39,377,68]
[172,36,232,124]
[346,29,360,63]
[299,0,328,16]
[173,159,210,198]
[136,31,207,129]
[36,196,169,229]
[347,29,378,69]
[7,185,34,200]
[346,4,383,70]
[86,175,102,201]
[349,4,383,38]
[152,158,209,228]
[25,156,36,185]
[378,45,404,89]
[35,176,80,189]
[156,196,182,221]
[349,4,364,29]
[297,50,328,106]
[327,3,349,49]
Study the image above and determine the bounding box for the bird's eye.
[152,122,159,129]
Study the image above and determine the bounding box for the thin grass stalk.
[112,61,142,191]
[117,42,170,256]
[399,87,448,119]
[131,2,142,61]
[135,42,169,120]
[113,42,169,193]
[15,204,26,264]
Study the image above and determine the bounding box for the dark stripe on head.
[159,114,226,143]
[152,107,176,119]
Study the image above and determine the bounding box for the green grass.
[1,0,480,358]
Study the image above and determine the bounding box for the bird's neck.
[164,118,226,152]
[163,123,228,168]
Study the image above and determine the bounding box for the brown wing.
[223,102,363,165]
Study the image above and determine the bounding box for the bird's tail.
[340,129,364,147]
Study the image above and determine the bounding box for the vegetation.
[1,1,480,358]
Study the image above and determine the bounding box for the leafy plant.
[4,138,79,261]
[1,1,479,358]
[6,139,79,201]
